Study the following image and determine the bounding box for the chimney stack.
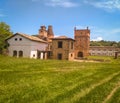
[38,26,47,39]
[47,25,54,38]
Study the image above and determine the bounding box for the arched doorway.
[19,51,23,57]
[78,52,83,57]
[58,53,62,60]
[13,50,17,57]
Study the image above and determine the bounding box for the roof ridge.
[15,33,48,43]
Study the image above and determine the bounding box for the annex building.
[89,46,120,56]
[6,25,90,60]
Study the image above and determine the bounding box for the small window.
[19,38,22,41]
[33,54,35,57]
[71,54,73,57]
[71,42,73,49]
[15,38,17,41]
[58,41,63,48]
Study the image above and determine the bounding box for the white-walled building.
[6,33,48,59]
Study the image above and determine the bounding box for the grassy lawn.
[0,55,120,103]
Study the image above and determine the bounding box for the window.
[71,42,73,49]
[19,51,23,57]
[33,54,35,57]
[13,50,17,57]
[58,41,63,48]
[19,38,22,41]
[15,38,17,41]
[48,51,53,56]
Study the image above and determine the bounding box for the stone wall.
[89,46,120,56]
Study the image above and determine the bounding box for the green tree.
[118,42,120,47]
[0,22,13,54]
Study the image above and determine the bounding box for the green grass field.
[0,55,120,103]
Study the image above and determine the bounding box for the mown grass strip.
[106,85,120,103]
[75,72,120,103]
[103,82,120,103]
[0,55,120,103]
[46,68,120,103]
[63,72,120,103]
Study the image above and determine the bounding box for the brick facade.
[74,27,90,58]
[7,25,91,60]
[51,36,74,60]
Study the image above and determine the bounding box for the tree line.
[90,40,120,47]
[0,22,13,54]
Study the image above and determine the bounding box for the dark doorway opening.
[19,51,23,57]
[58,53,62,60]
[37,51,41,59]
[13,50,17,57]
[78,52,83,57]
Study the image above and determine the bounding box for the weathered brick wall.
[74,28,90,58]
[52,39,74,60]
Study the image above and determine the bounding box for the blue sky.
[0,0,120,41]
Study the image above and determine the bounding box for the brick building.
[52,36,74,60]
[6,25,91,60]
[74,27,90,58]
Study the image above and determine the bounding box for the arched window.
[19,51,23,57]
[78,52,83,57]
[13,50,17,57]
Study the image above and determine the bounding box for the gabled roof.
[6,33,48,43]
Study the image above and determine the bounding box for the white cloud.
[92,37,103,41]
[75,25,89,29]
[84,0,120,12]
[94,28,120,35]
[45,0,78,8]
[91,26,120,41]
[54,35,60,37]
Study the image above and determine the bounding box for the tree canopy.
[90,40,120,47]
[0,22,13,54]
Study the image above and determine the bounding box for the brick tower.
[74,27,90,58]
[38,26,47,40]
[47,25,54,39]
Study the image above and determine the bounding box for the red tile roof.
[6,33,48,43]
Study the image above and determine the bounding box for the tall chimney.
[47,25,54,38]
[38,26,47,38]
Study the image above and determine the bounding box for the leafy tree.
[0,22,13,54]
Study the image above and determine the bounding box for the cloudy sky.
[0,0,120,41]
